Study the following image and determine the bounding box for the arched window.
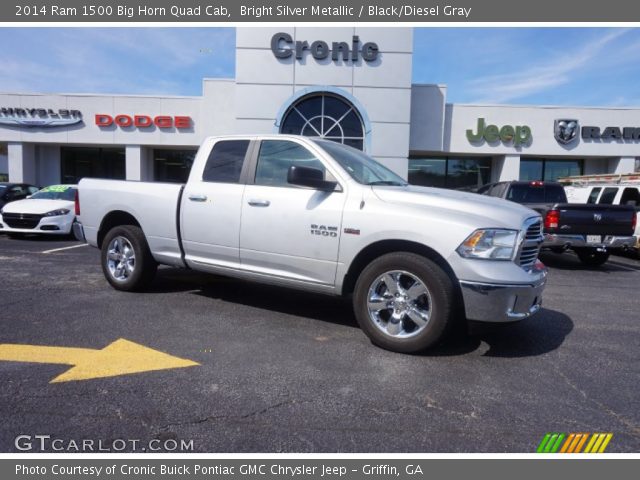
[279,93,365,151]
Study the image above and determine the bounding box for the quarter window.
[587,187,602,204]
[255,140,325,188]
[202,140,250,183]
[599,187,618,205]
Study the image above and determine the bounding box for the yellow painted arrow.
[0,338,200,383]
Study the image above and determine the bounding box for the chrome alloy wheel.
[366,270,433,339]
[106,236,136,282]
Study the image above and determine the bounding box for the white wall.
[235,27,413,177]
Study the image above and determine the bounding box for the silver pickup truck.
[75,135,547,353]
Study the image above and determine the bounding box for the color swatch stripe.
[537,433,613,453]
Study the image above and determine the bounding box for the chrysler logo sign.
[554,119,579,145]
[0,108,83,128]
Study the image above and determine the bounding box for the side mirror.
[287,165,337,191]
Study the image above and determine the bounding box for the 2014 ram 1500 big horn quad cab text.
[74,135,547,353]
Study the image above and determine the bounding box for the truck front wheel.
[574,248,610,267]
[353,252,455,353]
[101,225,157,291]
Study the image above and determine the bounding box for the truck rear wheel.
[353,252,454,353]
[575,248,610,267]
[101,225,157,291]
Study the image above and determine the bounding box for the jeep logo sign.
[467,118,532,147]
[271,32,379,62]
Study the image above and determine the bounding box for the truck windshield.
[315,140,407,186]
[506,184,567,203]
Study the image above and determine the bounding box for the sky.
[1,27,639,107]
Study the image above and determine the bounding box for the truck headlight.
[45,208,70,217]
[457,229,518,260]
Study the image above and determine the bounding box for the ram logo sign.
[554,119,579,145]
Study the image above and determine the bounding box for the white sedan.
[0,184,77,236]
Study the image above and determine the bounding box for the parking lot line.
[41,244,89,254]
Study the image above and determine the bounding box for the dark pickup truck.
[477,181,636,266]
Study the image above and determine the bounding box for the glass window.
[520,159,544,181]
[280,93,365,151]
[620,187,640,206]
[31,186,77,201]
[598,187,618,204]
[153,149,196,183]
[255,140,325,188]
[61,147,125,184]
[543,160,582,181]
[316,140,406,186]
[408,158,446,188]
[409,156,491,190]
[505,184,566,204]
[202,140,249,184]
[587,187,602,204]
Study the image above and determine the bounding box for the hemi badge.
[344,228,360,235]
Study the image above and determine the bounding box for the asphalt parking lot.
[0,234,638,453]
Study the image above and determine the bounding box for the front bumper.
[0,213,75,235]
[460,269,547,323]
[543,234,635,250]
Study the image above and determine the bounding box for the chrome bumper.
[72,222,86,242]
[460,275,546,323]
[543,234,635,250]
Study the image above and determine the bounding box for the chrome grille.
[518,218,543,270]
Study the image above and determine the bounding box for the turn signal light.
[545,209,559,229]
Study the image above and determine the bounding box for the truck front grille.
[518,219,543,270]
[2,213,43,229]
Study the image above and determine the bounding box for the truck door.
[239,139,346,286]
[180,139,253,268]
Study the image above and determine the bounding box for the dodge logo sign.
[554,119,579,145]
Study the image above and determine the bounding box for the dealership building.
[1,27,639,189]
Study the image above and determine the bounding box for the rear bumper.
[460,272,547,323]
[72,222,86,242]
[543,234,636,250]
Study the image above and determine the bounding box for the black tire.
[101,225,157,291]
[353,252,455,353]
[574,248,610,267]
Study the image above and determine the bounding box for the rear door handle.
[248,199,270,207]
[188,194,207,202]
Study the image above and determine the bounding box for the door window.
[620,187,640,206]
[254,140,326,188]
[202,140,250,183]
[587,187,602,204]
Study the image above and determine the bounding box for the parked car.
[0,182,40,210]
[477,181,636,266]
[75,135,547,353]
[0,184,78,237]
[564,182,640,252]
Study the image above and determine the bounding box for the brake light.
[74,189,80,216]
[632,213,637,232]
[530,181,544,187]
[545,209,559,229]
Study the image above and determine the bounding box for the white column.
[7,142,36,184]
[125,145,149,181]
[607,156,636,174]
[492,154,521,182]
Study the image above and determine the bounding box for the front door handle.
[188,194,207,202]
[248,199,270,207]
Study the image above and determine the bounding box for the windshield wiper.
[366,181,407,186]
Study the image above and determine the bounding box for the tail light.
[74,189,80,216]
[545,209,559,229]
[632,213,637,232]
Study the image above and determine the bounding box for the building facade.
[1,27,638,189]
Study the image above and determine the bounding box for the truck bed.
[526,202,636,236]
[78,178,185,267]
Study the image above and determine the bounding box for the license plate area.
[586,235,602,244]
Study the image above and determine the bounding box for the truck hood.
[1,199,74,215]
[372,185,539,229]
